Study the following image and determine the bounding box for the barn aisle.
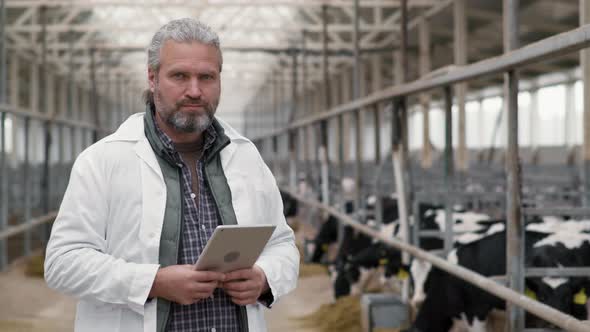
[0,255,334,332]
[0,258,76,332]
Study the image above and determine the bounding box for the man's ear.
[148,68,156,92]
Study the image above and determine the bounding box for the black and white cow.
[330,201,449,298]
[279,190,298,218]
[407,218,590,332]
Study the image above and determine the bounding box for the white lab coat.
[45,113,299,332]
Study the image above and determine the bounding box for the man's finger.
[231,297,255,306]
[222,280,254,292]
[226,289,255,299]
[224,269,253,281]
[192,280,219,292]
[192,271,226,282]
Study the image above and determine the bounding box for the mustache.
[176,99,207,107]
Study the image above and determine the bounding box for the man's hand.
[221,265,269,306]
[149,265,225,305]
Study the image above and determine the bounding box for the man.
[44,18,299,332]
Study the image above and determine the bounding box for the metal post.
[0,0,5,105]
[374,106,381,166]
[321,5,331,109]
[68,31,75,119]
[39,6,51,245]
[103,58,111,131]
[272,76,280,178]
[90,49,99,142]
[354,110,362,212]
[504,0,524,330]
[392,97,410,300]
[320,121,330,205]
[372,56,383,222]
[565,80,575,148]
[23,118,31,257]
[116,76,123,126]
[0,0,6,269]
[338,114,345,208]
[319,4,331,206]
[71,126,76,162]
[443,86,455,255]
[371,54,382,167]
[288,131,297,190]
[54,124,61,205]
[301,30,308,118]
[454,0,468,173]
[352,0,362,211]
[392,0,412,303]
[290,51,298,123]
[373,105,382,224]
[0,111,5,269]
[419,17,432,169]
[581,0,590,206]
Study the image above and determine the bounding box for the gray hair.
[147,18,223,72]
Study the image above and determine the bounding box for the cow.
[279,189,298,218]
[406,218,590,332]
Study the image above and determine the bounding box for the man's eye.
[173,73,186,79]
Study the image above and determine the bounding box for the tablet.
[194,224,276,273]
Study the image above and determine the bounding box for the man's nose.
[185,79,202,98]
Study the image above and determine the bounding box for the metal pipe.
[581,0,590,207]
[289,131,297,191]
[320,120,330,205]
[352,0,361,210]
[301,30,308,118]
[0,212,58,240]
[280,188,590,332]
[40,6,52,230]
[503,0,524,330]
[0,112,5,269]
[354,110,362,211]
[252,24,590,140]
[60,124,66,200]
[90,49,99,142]
[0,105,98,129]
[0,0,7,270]
[373,105,381,166]
[290,51,298,122]
[23,118,31,256]
[443,86,454,255]
[322,4,331,109]
[0,0,5,105]
[116,76,123,126]
[71,126,76,162]
[338,114,345,208]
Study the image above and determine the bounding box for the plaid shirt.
[154,121,241,332]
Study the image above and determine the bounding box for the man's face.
[148,40,221,133]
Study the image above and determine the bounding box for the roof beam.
[6,22,402,34]
[7,0,439,9]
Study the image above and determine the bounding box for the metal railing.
[251,6,590,331]
[283,188,590,332]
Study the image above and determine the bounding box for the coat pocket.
[75,300,122,332]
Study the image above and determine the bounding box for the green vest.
[143,108,249,332]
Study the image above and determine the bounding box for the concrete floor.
[0,261,76,332]
[0,259,332,332]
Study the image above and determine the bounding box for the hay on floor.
[25,254,45,278]
[294,295,361,332]
[299,263,329,278]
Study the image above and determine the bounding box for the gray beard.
[165,111,213,133]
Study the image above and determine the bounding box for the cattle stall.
[252,1,590,330]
